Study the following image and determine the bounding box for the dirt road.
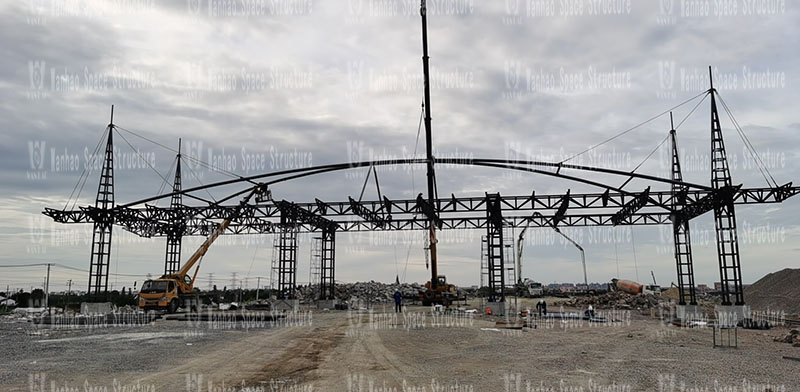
[3,305,799,391]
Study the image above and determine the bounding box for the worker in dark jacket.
[394,290,403,313]
[541,299,547,316]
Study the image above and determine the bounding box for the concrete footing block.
[271,299,300,313]
[676,304,704,322]
[486,301,508,317]
[80,302,112,315]
[715,305,750,328]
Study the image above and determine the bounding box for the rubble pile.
[563,291,661,309]
[297,281,425,304]
[774,329,800,347]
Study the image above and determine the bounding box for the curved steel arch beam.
[453,158,713,192]
[120,156,709,208]
[120,158,428,208]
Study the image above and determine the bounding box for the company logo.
[187,0,203,15]
[26,0,47,24]
[505,60,521,91]
[659,60,675,90]
[185,140,204,175]
[657,0,676,25]
[657,60,676,99]
[506,0,520,15]
[29,373,47,392]
[660,0,674,15]
[27,140,47,180]
[29,60,46,90]
[28,215,49,247]
[28,140,46,170]
[346,140,365,167]
[185,373,203,392]
[348,0,363,15]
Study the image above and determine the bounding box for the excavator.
[138,189,257,313]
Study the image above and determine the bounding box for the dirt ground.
[2,300,799,391]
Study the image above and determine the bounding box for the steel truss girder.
[276,200,338,232]
[45,186,799,229]
[348,196,390,228]
[611,187,650,225]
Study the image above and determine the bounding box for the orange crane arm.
[177,218,232,283]
[168,187,259,291]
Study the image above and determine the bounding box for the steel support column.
[164,146,183,275]
[276,224,299,299]
[486,193,505,302]
[319,228,336,300]
[709,70,744,306]
[669,118,697,305]
[88,119,115,295]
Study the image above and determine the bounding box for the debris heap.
[562,291,661,309]
[296,281,424,304]
[774,329,800,347]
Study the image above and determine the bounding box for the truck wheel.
[422,291,435,306]
[168,299,179,314]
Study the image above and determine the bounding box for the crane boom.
[175,218,232,285]
[163,188,257,290]
[516,212,588,286]
[553,227,588,286]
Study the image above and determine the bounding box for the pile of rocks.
[563,291,661,309]
[773,329,800,347]
[297,281,425,304]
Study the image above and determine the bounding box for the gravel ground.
[1,303,798,391]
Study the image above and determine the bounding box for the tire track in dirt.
[246,318,347,387]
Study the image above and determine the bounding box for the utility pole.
[420,0,438,289]
[44,263,51,315]
[66,279,72,311]
[256,276,261,301]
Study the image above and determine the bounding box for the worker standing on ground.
[536,300,543,317]
[542,299,547,316]
[394,290,403,313]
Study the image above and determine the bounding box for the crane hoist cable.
[560,90,709,164]
[631,228,640,282]
[613,227,621,278]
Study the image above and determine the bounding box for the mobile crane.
[138,188,258,313]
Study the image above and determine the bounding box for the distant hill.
[744,268,800,315]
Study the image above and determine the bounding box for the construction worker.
[394,290,402,313]
[541,299,547,316]
[536,300,543,317]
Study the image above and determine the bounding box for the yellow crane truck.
[138,189,256,313]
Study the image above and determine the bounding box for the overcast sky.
[1,0,798,293]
